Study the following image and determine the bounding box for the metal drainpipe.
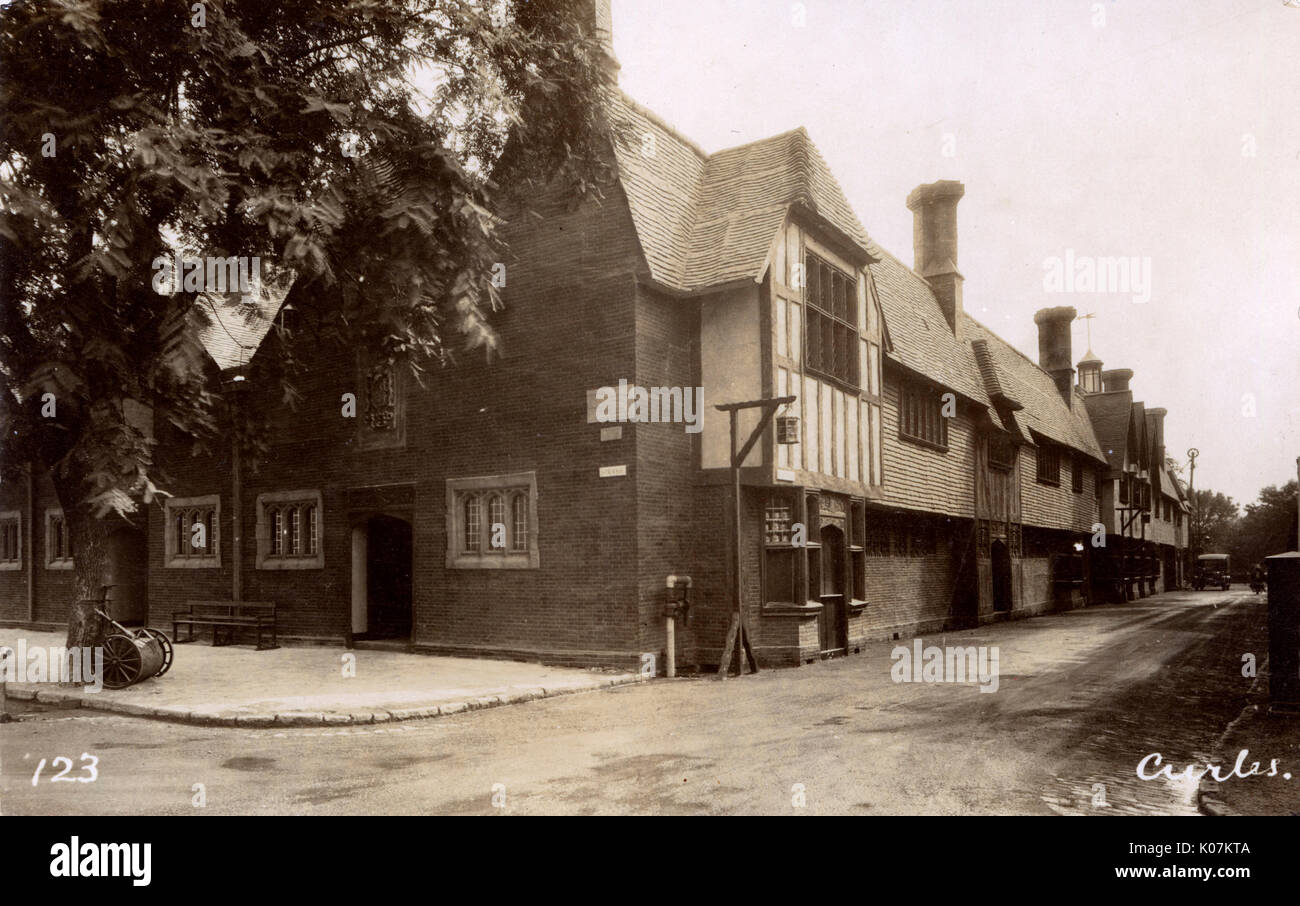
[25,462,34,621]
[665,576,678,679]
[231,426,242,604]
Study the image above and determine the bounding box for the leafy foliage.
[1230,481,1299,570]
[0,0,614,522]
[1187,488,1238,556]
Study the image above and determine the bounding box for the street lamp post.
[1187,448,1199,584]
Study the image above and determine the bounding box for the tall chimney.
[1101,368,1133,393]
[580,0,620,81]
[1147,407,1167,477]
[906,180,965,334]
[1033,306,1077,404]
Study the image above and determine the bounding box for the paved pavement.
[0,589,1269,815]
[0,629,641,726]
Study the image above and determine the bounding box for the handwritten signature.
[1137,749,1285,783]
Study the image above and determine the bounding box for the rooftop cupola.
[1078,349,1103,394]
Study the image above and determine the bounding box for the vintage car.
[1194,553,1231,591]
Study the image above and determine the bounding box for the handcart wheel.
[139,628,173,677]
[102,634,143,689]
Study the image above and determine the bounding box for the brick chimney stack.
[1148,407,1167,467]
[906,180,965,335]
[581,0,620,81]
[1102,368,1133,393]
[1034,306,1077,405]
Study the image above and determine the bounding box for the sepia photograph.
[0,0,1298,880]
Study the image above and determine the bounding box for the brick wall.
[143,175,655,667]
[0,472,77,625]
[632,283,700,669]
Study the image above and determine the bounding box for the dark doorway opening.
[105,527,148,625]
[951,522,980,629]
[818,525,848,656]
[354,515,412,641]
[991,539,1012,613]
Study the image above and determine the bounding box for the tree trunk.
[56,486,115,651]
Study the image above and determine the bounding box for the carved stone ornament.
[365,362,397,431]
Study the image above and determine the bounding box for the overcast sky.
[610,0,1300,507]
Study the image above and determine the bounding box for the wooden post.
[714,395,794,678]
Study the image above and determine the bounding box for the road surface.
[1,589,1266,815]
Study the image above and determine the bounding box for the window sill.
[762,601,823,617]
[848,598,868,613]
[446,552,539,570]
[257,556,323,570]
[166,558,221,569]
[45,560,73,571]
[0,562,21,571]
[899,433,949,454]
[805,368,862,397]
[1036,479,1061,487]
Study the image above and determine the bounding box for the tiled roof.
[963,319,1105,461]
[606,88,1117,466]
[188,276,292,372]
[1082,391,1133,471]
[970,338,1020,409]
[868,245,1104,460]
[608,92,872,292]
[606,92,706,288]
[1130,400,1147,465]
[869,250,990,406]
[1165,468,1189,506]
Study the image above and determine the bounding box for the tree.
[1188,488,1238,556]
[1231,481,1299,570]
[0,0,613,646]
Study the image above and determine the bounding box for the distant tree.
[1231,481,1299,569]
[1188,488,1238,555]
[0,0,614,647]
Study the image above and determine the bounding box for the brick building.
[0,0,1186,670]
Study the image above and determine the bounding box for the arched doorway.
[819,525,848,656]
[991,539,1012,613]
[350,514,412,641]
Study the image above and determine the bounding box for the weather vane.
[1078,312,1097,350]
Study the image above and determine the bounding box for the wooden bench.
[173,602,279,650]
